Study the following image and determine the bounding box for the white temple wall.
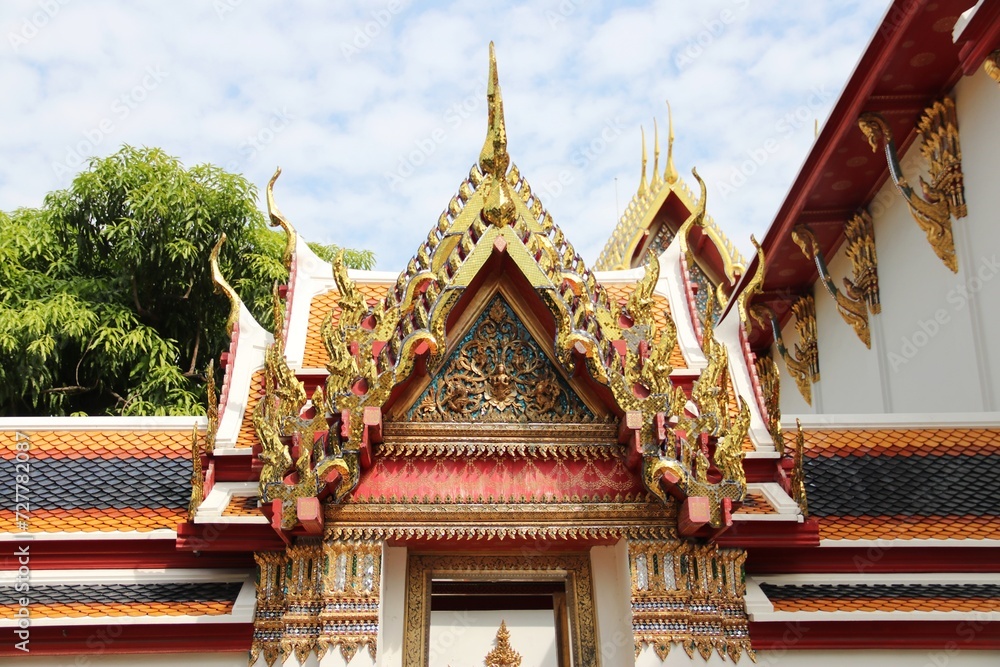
[778,67,1000,417]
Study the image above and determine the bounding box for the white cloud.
[0,0,890,270]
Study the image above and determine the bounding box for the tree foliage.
[0,146,373,416]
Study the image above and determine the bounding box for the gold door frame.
[403,553,600,667]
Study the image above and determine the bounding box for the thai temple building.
[3,1,1000,664]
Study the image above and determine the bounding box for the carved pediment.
[406,295,599,424]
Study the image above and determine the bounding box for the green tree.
[0,146,373,417]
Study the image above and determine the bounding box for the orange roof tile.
[818,515,1000,541]
[0,507,186,533]
[222,495,261,517]
[1,600,236,618]
[0,429,200,461]
[769,597,1000,613]
[234,369,265,449]
[804,427,1000,458]
[735,490,775,515]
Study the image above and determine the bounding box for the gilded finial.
[480,42,517,227]
[665,100,678,184]
[676,167,707,262]
[267,167,297,270]
[484,620,522,667]
[650,118,663,190]
[479,42,509,179]
[638,126,649,198]
[737,235,765,326]
[210,233,241,336]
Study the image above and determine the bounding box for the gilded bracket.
[844,209,881,314]
[858,100,965,273]
[985,50,1000,85]
[792,224,870,348]
[752,294,818,406]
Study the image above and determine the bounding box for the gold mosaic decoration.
[628,539,752,662]
[792,224,870,348]
[859,98,965,273]
[844,209,881,314]
[404,554,596,667]
[484,621,522,667]
[251,540,381,667]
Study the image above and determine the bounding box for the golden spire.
[665,100,678,184]
[480,42,516,227]
[650,118,663,190]
[479,41,509,179]
[637,126,649,198]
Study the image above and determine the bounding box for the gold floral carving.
[844,209,881,314]
[408,296,599,423]
[251,540,381,667]
[484,621,522,667]
[985,50,1000,85]
[628,539,753,663]
[403,554,597,667]
[859,100,965,273]
[792,224,870,348]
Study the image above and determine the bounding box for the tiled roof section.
[301,283,392,369]
[0,428,195,533]
[1,458,189,510]
[0,507,187,533]
[234,369,265,450]
[735,490,774,515]
[0,429,198,461]
[223,495,261,517]
[805,453,1000,517]
[760,583,1000,613]
[818,515,1000,541]
[805,428,1000,457]
[802,427,1000,541]
[0,582,242,618]
[603,284,687,370]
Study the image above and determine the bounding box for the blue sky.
[1,0,890,270]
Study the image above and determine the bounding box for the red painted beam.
[716,517,821,549]
[750,619,1000,651]
[0,623,253,657]
[212,452,258,482]
[745,545,1000,574]
[0,540,254,571]
[176,521,286,552]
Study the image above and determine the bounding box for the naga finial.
[676,167,707,261]
[266,167,297,270]
[737,235,766,326]
[665,100,678,184]
[210,233,241,336]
